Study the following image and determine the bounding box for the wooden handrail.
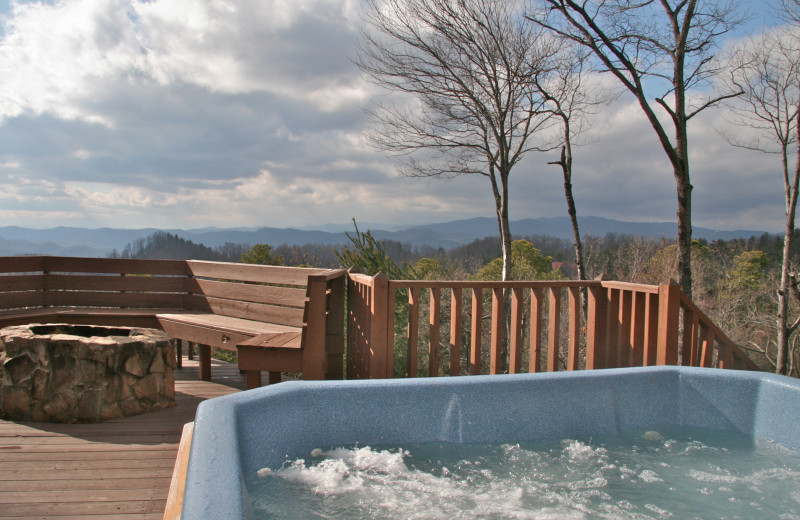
[678,292,760,371]
[346,274,761,379]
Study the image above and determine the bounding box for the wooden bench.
[0,256,347,386]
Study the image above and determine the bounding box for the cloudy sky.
[0,0,786,232]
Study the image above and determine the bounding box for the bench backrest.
[0,257,344,331]
[184,260,337,328]
[0,256,190,312]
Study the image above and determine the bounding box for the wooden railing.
[346,274,760,379]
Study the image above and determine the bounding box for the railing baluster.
[643,293,659,366]
[631,292,645,366]
[387,286,396,378]
[369,273,390,379]
[606,289,620,368]
[529,287,544,373]
[509,287,524,373]
[429,287,441,377]
[700,328,714,367]
[450,288,462,376]
[567,287,580,370]
[719,343,734,369]
[682,308,700,367]
[407,287,420,377]
[490,288,504,375]
[619,290,632,367]
[547,287,561,372]
[470,288,482,375]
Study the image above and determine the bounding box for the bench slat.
[44,274,187,292]
[0,256,45,273]
[190,279,307,308]
[0,274,46,292]
[0,291,44,310]
[42,257,190,276]
[187,260,328,286]
[157,313,298,335]
[199,296,305,328]
[157,313,299,351]
[43,291,186,309]
[238,332,303,349]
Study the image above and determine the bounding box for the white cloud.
[0,0,786,234]
[0,0,370,124]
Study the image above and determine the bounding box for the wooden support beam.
[585,280,608,370]
[656,280,681,366]
[198,344,211,381]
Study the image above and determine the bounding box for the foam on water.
[247,428,800,519]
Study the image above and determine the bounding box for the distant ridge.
[0,217,773,257]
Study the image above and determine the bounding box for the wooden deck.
[0,356,248,520]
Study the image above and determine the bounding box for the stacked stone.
[0,324,176,422]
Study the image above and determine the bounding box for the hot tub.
[181,366,800,519]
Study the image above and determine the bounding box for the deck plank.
[0,356,247,519]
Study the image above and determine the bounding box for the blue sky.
[0,0,788,232]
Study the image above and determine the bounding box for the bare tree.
[722,27,800,375]
[530,0,745,297]
[536,47,614,283]
[357,0,559,281]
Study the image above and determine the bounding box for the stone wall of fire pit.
[0,324,176,422]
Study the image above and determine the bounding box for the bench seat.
[157,313,303,380]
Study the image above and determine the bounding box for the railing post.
[656,279,681,366]
[346,268,369,380]
[369,273,391,379]
[302,274,328,380]
[326,274,346,380]
[585,277,608,370]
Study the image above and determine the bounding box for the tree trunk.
[557,146,586,282]
[499,214,512,282]
[777,133,800,375]
[675,171,693,298]
[673,55,693,299]
[777,222,793,375]
[490,169,513,282]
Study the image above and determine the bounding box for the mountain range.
[0,216,773,258]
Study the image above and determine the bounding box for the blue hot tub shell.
[180,366,800,519]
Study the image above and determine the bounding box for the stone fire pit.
[0,324,176,423]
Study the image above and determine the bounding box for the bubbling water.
[248,428,800,519]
